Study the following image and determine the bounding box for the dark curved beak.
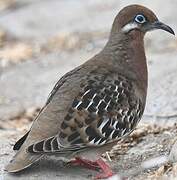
[148,21,175,35]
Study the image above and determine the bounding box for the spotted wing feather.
[28,75,143,154]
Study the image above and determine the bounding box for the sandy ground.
[0,0,177,179]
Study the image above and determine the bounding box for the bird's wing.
[27,74,143,154]
[6,66,86,173]
[13,131,30,150]
[12,66,83,151]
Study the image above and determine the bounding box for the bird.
[5,4,175,179]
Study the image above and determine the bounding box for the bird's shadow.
[6,158,95,179]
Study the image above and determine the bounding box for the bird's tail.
[5,146,42,173]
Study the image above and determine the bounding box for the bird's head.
[111,4,175,36]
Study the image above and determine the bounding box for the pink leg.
[68,157,114,179]
[94,158,114,179]
[69,157,100,170]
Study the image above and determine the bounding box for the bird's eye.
[134,14,146,24]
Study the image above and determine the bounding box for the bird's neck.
[103,30,148,92]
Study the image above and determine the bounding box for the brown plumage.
[5,4,174,179]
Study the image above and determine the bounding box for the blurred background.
[0,0,177,179]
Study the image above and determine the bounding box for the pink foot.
[68,157,114,179]
[94,158,114,179]
[69,157,100,170]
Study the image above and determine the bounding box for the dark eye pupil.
[135,14,146,24]
[137,16,144,22]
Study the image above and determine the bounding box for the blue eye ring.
[134,14,146,24]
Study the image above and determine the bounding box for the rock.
[169,139,177,163]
